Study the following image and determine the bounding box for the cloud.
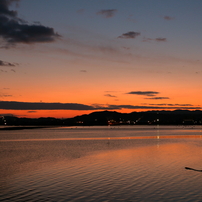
[56,39,132,64]
[163,16,175,20]
[142,37,167,42]
[143,103,195,107]
[118,31,140,39]
[27,111,37,113]
[0,113,15,117]
[0,59,16,66]
[142,37,152,42]
[145,97,170,100]
[0,69,7,72]
[0,0,60,46]
[155,37,167,42]
[104,94,117,98]
[96,9,117,18]
[0,0,18,17]
[106,104,201,110]
[0,101,200,111]
[0,94,12,97]
[167,104,193,107]
[142,103,167,106]
[126,91,159,97]
[0,101,95,110]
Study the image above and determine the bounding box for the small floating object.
[185,167,202,172]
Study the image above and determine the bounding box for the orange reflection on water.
[1,131,202,201]
[1,135,202,142]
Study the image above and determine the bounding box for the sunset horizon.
[1,0,201,119]
[0,100,202,119]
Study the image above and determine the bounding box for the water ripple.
[1,127,202,201]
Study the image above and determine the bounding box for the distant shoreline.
[0,126,55,130]
[1,110,202,126]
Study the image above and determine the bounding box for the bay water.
[1,126,202,201]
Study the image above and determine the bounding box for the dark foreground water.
[1,126,202,201]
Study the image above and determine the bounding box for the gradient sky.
[0,0,202,118]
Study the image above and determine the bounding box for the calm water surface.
[1,126,202,201]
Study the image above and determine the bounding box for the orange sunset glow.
[0,0,201,118]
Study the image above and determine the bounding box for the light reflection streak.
[1,135,202,142]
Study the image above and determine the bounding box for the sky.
[0,0,202,118]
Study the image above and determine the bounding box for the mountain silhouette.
[1,110,202,126]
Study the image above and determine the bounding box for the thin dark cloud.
[167,104,193,107]
[0,0,60,46]
[27,111,37,113]
[126,91,159,97]
[0,94,12,97]
[0,69,7,73]
[163,16,175,20]
[155,37,167,42]
[142,37,167,42]
[143,103,195,107]
[142,37,152,42]
[0,101,201,111]
[118,31,140,39]
[0,101,95,110]
[0,59,16,66]
[97,9,117,18]
[106,104,201,110]
[104,94,117,98]
[143,103,167,106]
[145,97,170,100]
[57,41,128,64]
[0,113,15,117]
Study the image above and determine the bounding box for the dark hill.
[1,110,202,126]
